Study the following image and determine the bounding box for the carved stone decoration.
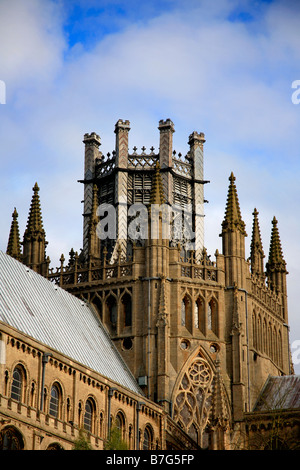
[172,351,213,447]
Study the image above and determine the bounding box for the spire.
[265,216,288,320]
[250,208,265,279]
[222,173,247,235]
[6,208,22,261]
[266,217,287,292]
[149,161,165,206]
[267,216,286,268]
[24,182,45,236]
[22,183,48,275]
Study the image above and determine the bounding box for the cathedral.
[1,119,299,450]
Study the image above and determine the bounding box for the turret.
[188,131,206,254]
[114,120,130,258]
[220,173,247,287]
[82,132,101,259]
[158,119,174,204]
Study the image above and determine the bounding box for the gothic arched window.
[143,426,153,450]
[194,302,199,329]
[11,366,25,402]
[121,293,132,327]
[207,299,218,335]
[252,311,257,349]
[49,384,61,418]
[106,295,117,326]
[195,297,205,333]
[181,295,192,330]
[84,398,95,433]
[181,298,186,326]
[115,411,126,440]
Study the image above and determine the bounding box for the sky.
[0,0,300,373]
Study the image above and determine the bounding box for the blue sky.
[0,0,300,372]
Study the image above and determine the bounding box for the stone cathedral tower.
[6,119,293,449]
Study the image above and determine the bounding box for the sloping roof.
[253,375,300,412]
[0,251,142,395]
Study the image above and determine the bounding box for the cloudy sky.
[0,0,300,372]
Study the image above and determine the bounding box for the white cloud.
[0,0,299,372]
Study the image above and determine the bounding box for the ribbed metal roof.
[253,375,300,412]
[0,251,142,395]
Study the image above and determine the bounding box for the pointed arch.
[105,293,118,331]
[278,329,283,368]
[10,363,27,403]
[181,293,192,331]
[207,297,218,336]
[0,426,25,450]
[257,314,262,351]
[84,396,97,434]
[252,310,257,349]
[91,293,103,321]
[195,295,205,333]
[120,292,132,328]
[115,410,127,441]
[143,424,154,450]
[262,318,267,354]
[171,347,215,447]
[273,325,278,364]
[49,382,63,419]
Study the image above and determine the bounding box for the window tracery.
[173,353,213,446]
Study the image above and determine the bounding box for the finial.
[6,206,22,261]
[222,172,246,235]
[229,172,236,182]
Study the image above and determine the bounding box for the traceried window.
[173,353,217,447]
